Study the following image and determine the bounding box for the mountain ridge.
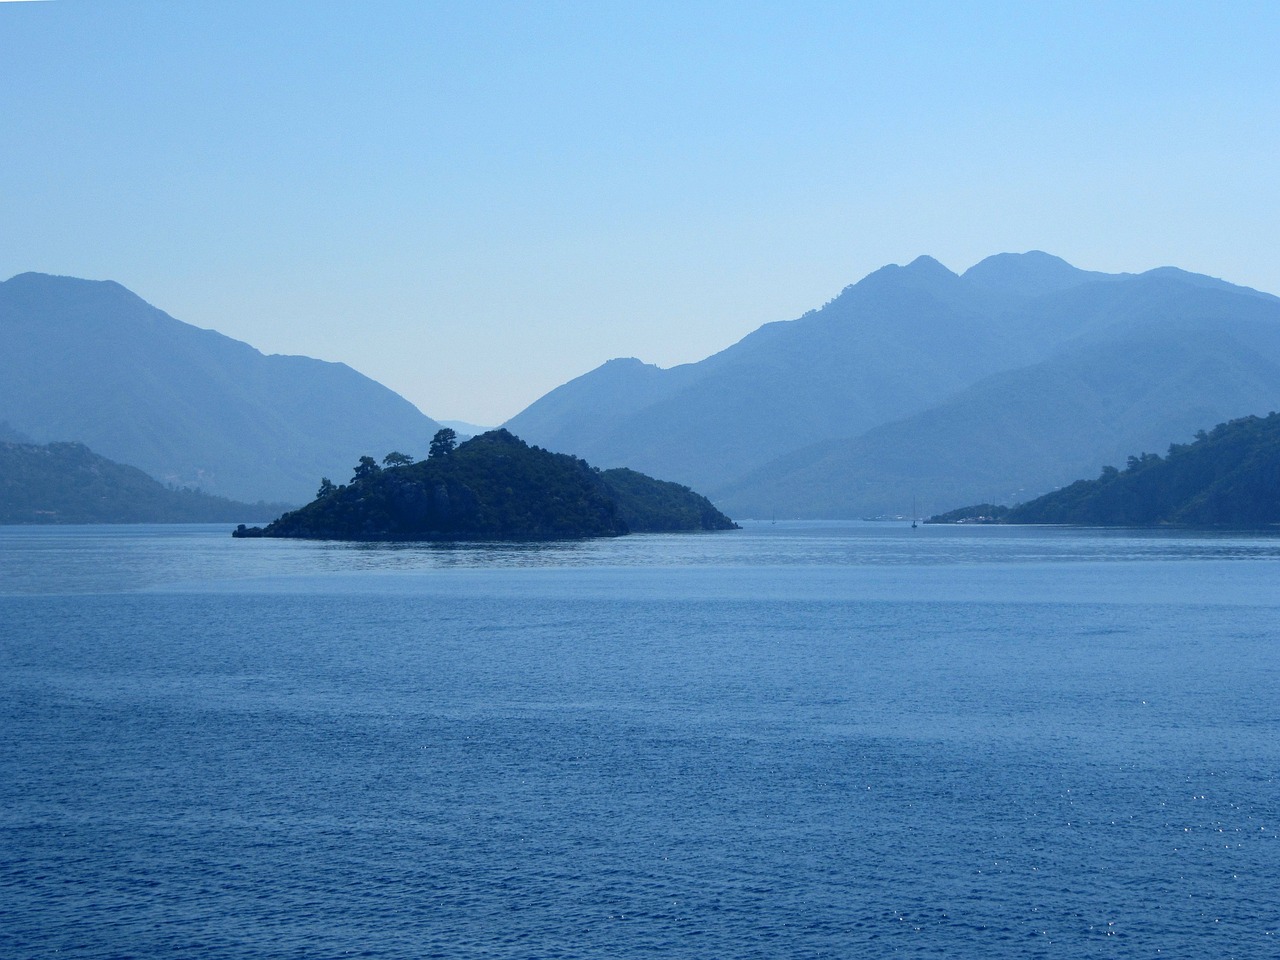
[503,251,1036,492]
[9,254,1278,519]
[0,272,443,503]
[503,252,1280,517]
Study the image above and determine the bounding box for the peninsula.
[929,413,1280,529]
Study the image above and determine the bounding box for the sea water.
[1,522,1277,958]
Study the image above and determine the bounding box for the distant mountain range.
[0,272,441,503]
[8,255,1278,519]
[504,252,1280,517]
[437,419,495,440]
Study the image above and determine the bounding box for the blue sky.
[3,1,1278,423]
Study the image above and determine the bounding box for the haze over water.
[2,522,1277,958]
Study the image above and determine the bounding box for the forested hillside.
[1001,414,1280,528]
[0,441,289,523]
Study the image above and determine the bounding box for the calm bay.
[2,522,1277,958]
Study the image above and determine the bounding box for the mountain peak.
[904,254,954,275]
[962,251,1111,297]
[875,254,958,281]
[818,255,984,321]
[0,274,442,502]
[5,271,129,294]
[848,255,961,296]
[2,271,154,319]
[1134,266,1279,302]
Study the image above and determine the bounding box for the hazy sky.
[3,1,1278,424]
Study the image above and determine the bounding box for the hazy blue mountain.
[960,250,1115,297]
[0,273,441,503]
[716,282,1280,518]
[0,440,289,524]
[504,252,1280,517]
[0,420,32,443]
[507,255,1043,491]
[437,419,496,439]
[963,251,1276,304]
[501,356,690,457]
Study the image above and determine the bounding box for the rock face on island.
[235,429,737,541]
[929,412,1280,528]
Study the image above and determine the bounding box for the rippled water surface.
[2,522,1278,958]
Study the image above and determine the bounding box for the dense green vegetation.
[931,413,1280,528]
[0,441,290,523]
[238,430,737,541]
[598,467,738,532]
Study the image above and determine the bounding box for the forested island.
[0,440,290,524]
[929,413,1280,528]
[234,429,737,541]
